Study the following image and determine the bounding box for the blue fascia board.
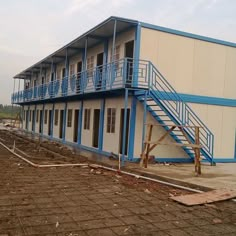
[202,158,236,163]
[140,22,236,48]
[155,91,236,107]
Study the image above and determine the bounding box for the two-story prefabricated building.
[12,16,236,164]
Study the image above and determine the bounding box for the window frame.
[67,109,73,127]
[84,108,91,130]
[106,108,116,133]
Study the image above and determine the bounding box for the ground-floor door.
[39,110,43,134]
[32,110,35,131]
[73,109,79,143]
[59,110,64,139]
[92,109,100,148]
[48,110,52,136]
[119,108,130,155]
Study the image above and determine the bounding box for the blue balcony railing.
[12,58,147,103]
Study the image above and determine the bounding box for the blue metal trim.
[202,158,236,163]
[154,157,194,163]
[62,102,67,142]
[98,99,105,151]
[128,96,137,160]
[51,103,55,138]
[78,100,83,144]
[155,91,236,107]
[140,22,236,48]
[121,89,129,165]
[134,23,141,87]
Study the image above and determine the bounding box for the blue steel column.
[83,38,88,71]
[133,23,141,87]
[98,99,105,151]
[78,100,83,145]
[82,38,88,92]
[65,49,69,95]
[103,40,108,89]
[62,102,67,143]
[121,88,129,166]
[110,20,117,89]
[128,96,137,160]
[142,91,148,151]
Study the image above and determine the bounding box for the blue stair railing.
[135,60,214,164]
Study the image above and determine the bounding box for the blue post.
[103,40,109,89]
[128,96,137,160]
[65,49,69,95]
[110,20,117,89]
[98,99,105,151]
[122,89,129,166]
[82,38,88,92]
[78,100,83,145]
[134,23,141,87]
[142,91,147,151]
[62,102,67,143]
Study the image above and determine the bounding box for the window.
[67,109,72,127]
[87,56,94,77]
[84,109,91,130]
[44,110,48,124]
[107,108,116,133]
[54,109,59,126]
[69,64,75,77]
[36,110,39,123]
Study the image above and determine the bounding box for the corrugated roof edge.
[140,22,236,48]
[13,16,138,78]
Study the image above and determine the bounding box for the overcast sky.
[0,0,235,104]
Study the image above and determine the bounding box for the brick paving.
[0,147,236,236]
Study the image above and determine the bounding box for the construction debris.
[171,189,236,206]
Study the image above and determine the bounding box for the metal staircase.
[134,61,214,164]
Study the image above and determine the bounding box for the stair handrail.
[147,61,213,159]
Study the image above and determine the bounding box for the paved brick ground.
[0,147,236,236]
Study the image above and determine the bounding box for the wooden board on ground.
[171,189,236,206]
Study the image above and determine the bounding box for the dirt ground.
[0,130,236,236]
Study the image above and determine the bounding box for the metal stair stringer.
[134,61,214,164]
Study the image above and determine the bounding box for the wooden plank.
[171,189,236,206]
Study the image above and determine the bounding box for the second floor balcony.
[12,58,150,104]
